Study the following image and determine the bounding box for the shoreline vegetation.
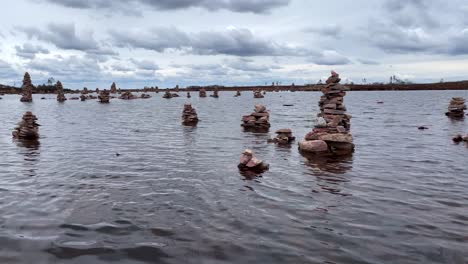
[1,80,468,94]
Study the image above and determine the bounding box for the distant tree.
[47,77,56,86]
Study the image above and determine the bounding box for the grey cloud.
[38,0,290,14]
[226,58,272,72]
[311,51,352,65]
[0,60,17,79]
[130,59,160,70]
[449,29,468,55]
[27,55,103,81]
[110,27,310,57]
[303,24,342,38]
[15,44,50,59]
[357,58,380,65]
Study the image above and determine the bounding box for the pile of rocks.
[238,149,269,173]
[80,94,87,101]
[82,87,89,94]
[299,71,354,155]
[120,91,137,100]
[254,90,264,98]
[56,81,67,102]
[235,90,241,97]
[199,89,207,98]
[241,104,270,131]
[210,88,219,98]
[181,103,199,125]
[163,90,173,99]
[446,97,466,118]
[20,72,33,102]
[110,82,117,93]
[452,134,468,143]
[12,112,40,140]
[98,89,110,103]
[141,93,151,99]
[268,129,295,145]
[187,92,191,98]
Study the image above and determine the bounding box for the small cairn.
[79,94,86,101]
[82,87,89,94]
[56,81,67,102]
[98,89,110,103]
[238,149,269,173]
[254,90,264,98]
[187,92,191,98]
[110,82,117,94]
[210,88,219,98]
[268,129,295,145]
[199,88,207,98]
[241,104,270,131]
[235,90,241,97]
[20,72,33,102]
[141,93,151,99]
[163,90,173,99]
[119,91,137,100]
[445,97,466,118]
[12,112,40,140]
[95,88,100,94]
[299,71,354,155]
[181,103,199,125]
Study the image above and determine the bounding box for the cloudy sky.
[0,0,467,89]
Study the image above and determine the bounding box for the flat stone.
[319,133,353,143]
[324,109,346,115]
[299,140,329,153]
[276,128,292,134]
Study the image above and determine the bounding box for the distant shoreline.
[1,80,467,94]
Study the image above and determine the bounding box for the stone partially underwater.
[210,88,219,98]
[241,105,271,132]
[268,129,296,145]
[12,112,40,140]
[446,97,466,118]
[181,103,199,125]
[20,72,33,102]
[119,91,137,100]
[238,149,269,174]
[199,89,207,98]
[98,89,110,103]
[163,90,173,99]
[56,81,67,102]
[299,71,355,156]
[254,90,264,98]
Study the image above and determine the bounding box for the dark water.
[0,91,467,264]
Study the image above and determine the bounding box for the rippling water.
[0,90,467,264]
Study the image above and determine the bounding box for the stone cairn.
[82,87,89,94]
[187,92,191,98]
[141,93,151,99]
[238,149,269,173]
[163,90,173,99]
[12,112,40,140]
[199,88,207,98]
[110,82,117,93]
[181,103,199,125]
[96,88,100,94]
[254,90,264,98]
[235,90,241,97]
[445,97,466,118]
[20,72,33,102]
[119,91,137,100]
[98,89,110,103]
[268,129,295,145]
[56,81,67,102]
[210,88,219,98]
[241,104,270,131]
[299,71,354,155]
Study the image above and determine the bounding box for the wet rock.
[234,90,241,97]
[238,149,269,173]
[20,72,33,102]
[98,89,110,103]
[254,90,264,98]
[56,81,67,102]
[445,97,466,118]
[241,104,270,131]
[69,97,79,100]
[141,93,151,99]
[120,91,137,100]
[268,128,296,144]
[163,90,173,99]
[182,103,199,125]
[12,112,39,140]
[187,92,191,98]
[199,89,207,98]
[418,126,429,130]
[299,71,354,156]
[210,88,219,98]
[172,93,180,97]
[82,87,89,94]
[452,134,463,143]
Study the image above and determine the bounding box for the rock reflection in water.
[15,139,40,177]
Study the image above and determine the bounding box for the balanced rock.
[238,149,269,173]
[268,128,296,144]
[98,89,110,103]
[299,71,354,156]
[445,97,466,118]
[182,103,199,125]
[12,112,39,140]
[56,81,67,102]
[241,104,271,131]
[199,89,207,98]
[20,72,33,102]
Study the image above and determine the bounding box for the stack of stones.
[96,88,100,94]
[199,89,207,98]
[12,112,40,140]
[98,89,110,103]
[181,103,199,125]
[235,90,241,97]
[299,71,354,155]
[210,88,219,98]
[56,81,67,102]
[80,94,87,101]
[141,93,151,99]
[119,91,137,100]
[187,92,191,98]
[82,87,89,94]
[254,90,264,98]
[163,90,173,99]
[110,82,117,93]
[445,97,466,118]
[268,129,295,145]
[20,72,33,102]
[238,149,269,173]
[241,105,270,131]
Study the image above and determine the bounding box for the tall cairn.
[110,82,117,94]
[445,97,466,118]
[56,81,67,102]
[20,72,33,102]
[210,87,219,98]
[182,103,199,125]
[299,71,355,155]
[12,112,40,140]
[199,88,207,98]
[98,89,110,103]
